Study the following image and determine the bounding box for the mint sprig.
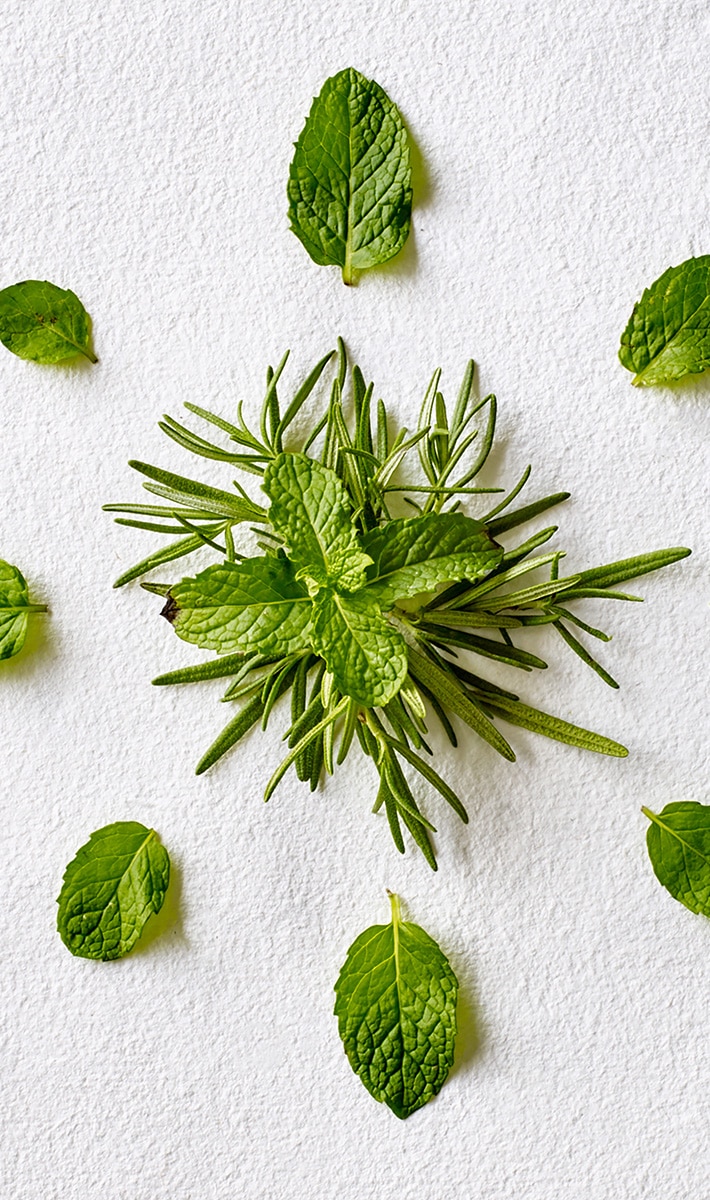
[106,343,690,868]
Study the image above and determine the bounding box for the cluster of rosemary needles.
[104,340,689,868]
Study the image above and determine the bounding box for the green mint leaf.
[363,513,502,606]
[643,802,710,916]
[164,557,312,655]
[0,559,47,660]
[57,822,170,960]
[263,453,371,590]
[311,589,407,707]
[334,893,458,1119]
[0,280,97,364]
[288,68,412,285]
[619,256,710,386]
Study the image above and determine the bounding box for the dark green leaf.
[57,822,170,960]
[620,257,710,386]
[288,68,412,285]
[644,803,710,915]
[334,893,458,1118]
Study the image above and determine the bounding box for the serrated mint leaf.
[619,256,710,386]
[363,513,502,606]
[0,559,47,661]
[0,280,97,364]
[164,557,312,655]
[288,68,412,285]
[57,822,170,960]
[311,588,406,707]
[643,802,710,916]
[263,453,371,591]
[334,893,458,1119]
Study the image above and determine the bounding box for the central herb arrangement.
[106,343,689,868]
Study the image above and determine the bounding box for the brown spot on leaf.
[161,594,179,624]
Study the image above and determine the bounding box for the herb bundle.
[105,343,689,868]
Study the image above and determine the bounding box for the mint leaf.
[312,589,407,707]
[263,453,371,590]
[0,559,47,660]
[288,68,412,285]
[334,893,458,1119]
[619,256,710,386]
[643,802,710,916]
[0,280,97,364]
[57,822,170,960]
[164,557,312,655]
[363,513,502,606]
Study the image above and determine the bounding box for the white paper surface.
[1,1,708,1197]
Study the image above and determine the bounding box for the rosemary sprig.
[105,342,690,868]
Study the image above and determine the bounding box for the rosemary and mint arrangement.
[0,66,703,1121]
[105,341,689,869]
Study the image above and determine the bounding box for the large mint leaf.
[288,68,412,285]
[263,453,371,591]
[57,822,170,960]
[644,803,710,916]
[619,256,710,386]
[0,280,97,364]
[0,559,47,661]
[164,557,312,655]
[363,513,502,606]
[334,894,458,1119]
[311,589,406,707]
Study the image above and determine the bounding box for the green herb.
[105,342,690,868]
[0,280,97,364]
[0,559,47,660]
[288,69,412,285]
[643,803,710,917]
[334,892,458,1118]
[619,256,710,386]
[57,821,170,960]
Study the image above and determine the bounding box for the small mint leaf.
[644,802,710,916]
[288,68,412,285]
[0,280,97,364]
[57,822,170,960]
[334,894,458,1118]
[0,559,47,661]
[620,256,710,386]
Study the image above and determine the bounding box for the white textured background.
[1,2,708,1197]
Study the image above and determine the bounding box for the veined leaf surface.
[619,256,710,386]
[263,453,371,590]
[644,802,710,916]
[0,559,47,660]
[363,512,502,606]
[288,68,412,284]
[311,588,406,707]
[0,280,97,364]
[57,822,170,960]
[334,893,458,1119]
[164,557,312,655]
